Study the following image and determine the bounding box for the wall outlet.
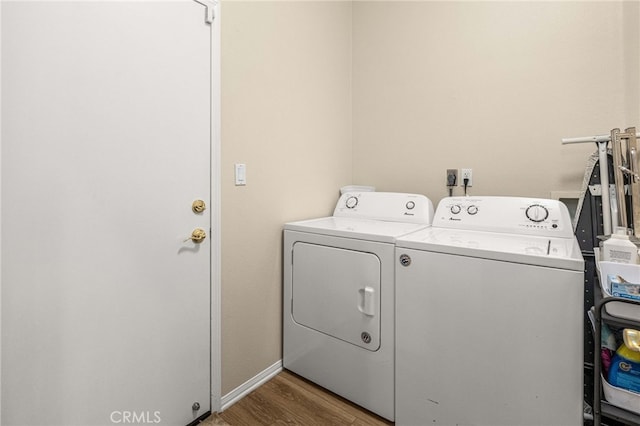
[460,168,472,187]
[446,169,458,187]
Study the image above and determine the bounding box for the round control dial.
[406,201,415,210]
[467,205,478,215]
[526,204,549,222]
[345,196,358,209]
[450,205,462,214]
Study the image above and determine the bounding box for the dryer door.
[292,242,381,351]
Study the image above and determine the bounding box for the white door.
[1,2,214,425]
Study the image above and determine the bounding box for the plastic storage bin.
[603,375,640,414]
[597,258,640,321]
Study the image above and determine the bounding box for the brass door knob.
[192,200,206,213]
[184,228,207,243]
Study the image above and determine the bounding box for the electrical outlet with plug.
[461,168,473,187]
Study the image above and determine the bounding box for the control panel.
[433,196,573,238]
[333,192,434,225]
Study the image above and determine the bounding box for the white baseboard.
[219,360,283,412]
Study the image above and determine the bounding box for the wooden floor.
[200,370,394,426]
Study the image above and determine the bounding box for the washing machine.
[283,191,434,421]
[395,196,584,426]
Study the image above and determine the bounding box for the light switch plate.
[235,163,246,186]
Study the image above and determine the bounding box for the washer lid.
[285,217,430,243]
[396,227,584,270]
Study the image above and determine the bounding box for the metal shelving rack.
[564,128,640,425]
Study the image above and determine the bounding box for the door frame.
[0,0,223,420]
[209,0,223,414]
[0,1,4,420]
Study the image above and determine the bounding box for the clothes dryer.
[395,196,584,425]
[283,192,434,421]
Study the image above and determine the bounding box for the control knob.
[345,196,358,209]
[467,205,478,215]
[450,205,462,214]
[526,204,549,222]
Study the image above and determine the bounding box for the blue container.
[609,344,640,393]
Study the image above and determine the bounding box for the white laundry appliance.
[395,196,584,426]
[283,191,434,421]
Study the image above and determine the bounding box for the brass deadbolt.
[192,200,206,213]
[184,228,207,244]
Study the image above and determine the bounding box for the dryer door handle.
[359,286,376,317]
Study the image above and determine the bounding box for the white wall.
[624,1,640,124]
[220,0,353,395]
[353,1,634,203]
[219,0,639,397]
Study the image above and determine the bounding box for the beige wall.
[353,1,635,203]
[624,1,640,124]
[220,1,353,395]
[220,0,640,397]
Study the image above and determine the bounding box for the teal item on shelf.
[609,343,640,393]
